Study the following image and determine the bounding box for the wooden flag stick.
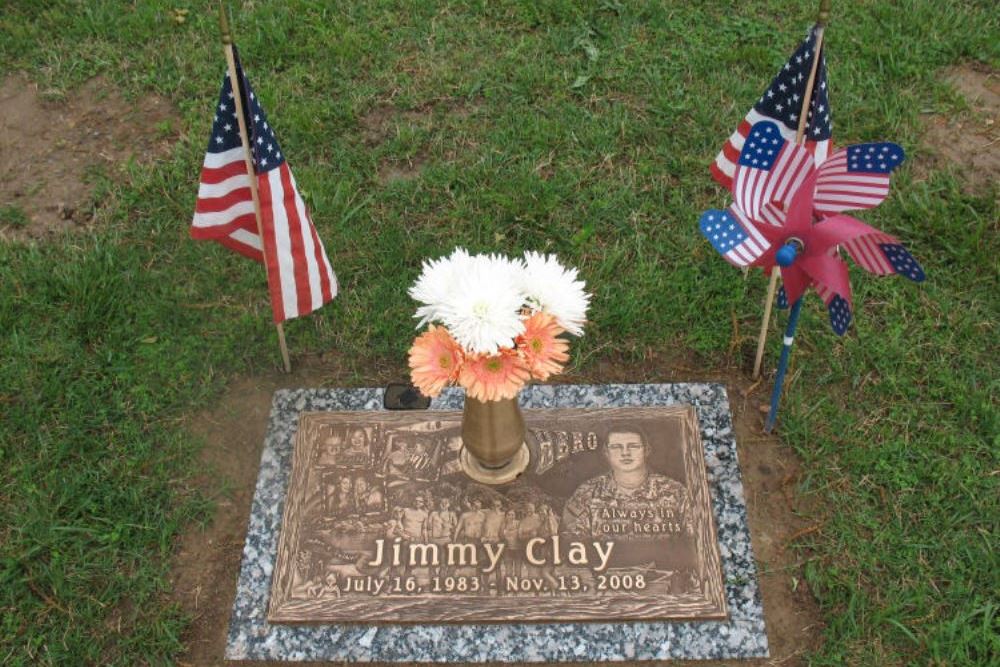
[795,6,829,144]
[752,272,781,379]
[218,3,291,373]
[751,0,830,380]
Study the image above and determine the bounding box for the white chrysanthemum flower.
[520,251,590,336]
[438,253,527,355]
[409,248,473,327]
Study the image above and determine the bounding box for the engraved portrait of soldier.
[562,428,693,539]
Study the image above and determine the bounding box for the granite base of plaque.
[226,384,768,662]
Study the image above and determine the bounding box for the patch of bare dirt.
[358,104,402,147]
[0,74,176,240]
[172,350,823,666]
[359,98,481,185]
[922,64,999,192]
[377,152,429,185]
[359,101,449,147]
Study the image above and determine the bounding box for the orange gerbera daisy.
[458,348,530,402]
[517,311,569,381]
[408,325,463,397]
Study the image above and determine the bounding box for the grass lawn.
[1,0,997,664]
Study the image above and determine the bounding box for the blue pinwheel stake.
[766,241,805,432]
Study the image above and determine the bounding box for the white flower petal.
[408,248,588,353]
[520,251,590,336]
[440,253,526,354]
[409,248,473,326]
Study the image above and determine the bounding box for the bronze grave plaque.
[268,406,727,624]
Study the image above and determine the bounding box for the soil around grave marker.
[0,74,177,241]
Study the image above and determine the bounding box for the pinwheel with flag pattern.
[699,120,925,335]
[698,120,925,431]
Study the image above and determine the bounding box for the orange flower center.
[484,357,504,373]
[438,354,452,369]
[530,337,544,353]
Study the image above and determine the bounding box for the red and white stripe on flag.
[191,146,264,260]
[813,149,893,216]
[726,205,770,266]
[711,26,832,190]
[258,163,338,323]
[190,150,338,324]
[192,52,338,325]
[711,109,830,190]
[841,231,899,276]
[733,139,815,224]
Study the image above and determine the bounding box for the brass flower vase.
[459,394,530,485]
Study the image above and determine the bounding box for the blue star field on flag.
[880,243,925,282]
[847,143,902,174]
[711,24,834,189]
[754,27,831,141]
[207,47,285,174]
[738,121,784,169]
[827,294,853,336]
[700,210,747,255]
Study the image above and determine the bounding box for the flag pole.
[752,0,831,380]
[218,3,292,373]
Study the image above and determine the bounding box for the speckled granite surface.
[225,384,768,661]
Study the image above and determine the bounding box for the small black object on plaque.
[383,382,431,411]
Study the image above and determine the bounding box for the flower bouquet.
[407,248,590,483]
[407,248,590,401]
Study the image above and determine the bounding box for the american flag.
[191,46,337,324]
[711,25,832,190]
